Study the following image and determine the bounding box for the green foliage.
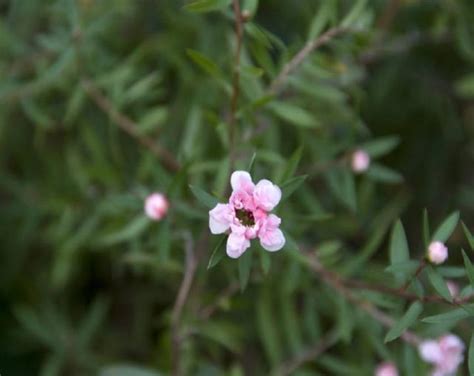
[2,0,474,374]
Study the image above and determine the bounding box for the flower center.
[235,209,255,227]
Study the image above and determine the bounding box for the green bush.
[1,0,474,375]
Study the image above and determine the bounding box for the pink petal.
[209,203,233,234]
[144,193,169,221]
[230,171,254,191]
[226,232,251,258]
[259,228,285,252]
[419,340,443,364]
[254,179,281,211]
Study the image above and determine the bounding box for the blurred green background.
[1,0,474,375]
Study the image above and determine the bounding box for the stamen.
[235,209,255,226]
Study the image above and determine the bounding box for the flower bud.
[375,362,398,376]
[427,241,448,264]
[144,193,169,221]
[351,149,370,173]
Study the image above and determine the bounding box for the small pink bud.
[427,241,448,264]
[375,362,398,376]
[144,193,169,221]
[446,280,459,298]
[351,149,371,173]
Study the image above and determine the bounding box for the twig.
[273,329,339,376]
[229,0,244,171]
[399,259,427,294]
[171,233,199,376]
[269,27,349,94]
[81,78,180,172]
[302,250,422,343]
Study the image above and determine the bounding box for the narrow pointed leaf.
[189,185,219,208]
[423,209,430,248]
[427,266,453,302]
[208,236,226,269]
[462,222,474,251]
[384,301,423,343]
[238,250,253,291]
[281,175,307,200]
[432,211,459,242]
[462,249,474,288]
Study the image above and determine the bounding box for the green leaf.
[247,152,257,175]
[238,250,253,291]
[462,249,474,288]
[423,208,430,249]
[280,146,303,183]
[432,211,459,242]
[366,163,403,184]
[259,248,271,275]
[257,288,282,366]
[422,305,474,324]
[389,220,410,282]
[384,301,423,343]
[183,0,231,13]
[360,136,400,158]
[208,236,226,269]
[341,0,368,28]
[307,0,334,40]
[189,185,219,208]
[385,260,419,275]
[269,102,320,128]
[469,333,474,375]
[99,365,162,376]
[327,168,357,212]
[426,265,452,302]
[186,49,222,78]
[390,220,409,265]
[99,216,150,246]
[455,74,474,98]
[462,221,474,251]
[280,175,308,200]
[243,0,259,15]
[197,321,242,352]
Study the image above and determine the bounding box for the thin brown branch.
[269,27,349,94]
[229,0,244,171]
[399,259,426,294]
[273,329,339,376]
[171,233,199,376]
[302,250,423,343]
[81,78,180,172]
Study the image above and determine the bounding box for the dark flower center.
[235,209,255,227]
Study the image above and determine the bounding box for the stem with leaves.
[269,27,349,94]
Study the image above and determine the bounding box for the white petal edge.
[260,228,285,252]
[230,170,253,191]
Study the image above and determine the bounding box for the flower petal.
[209,203,233,234]
[226,232,251,258]
[259,228,285,252]
[230,171,254,191]
[254,179,281,211]
[418,340,443,364]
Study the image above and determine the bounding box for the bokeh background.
[1,0,474,375]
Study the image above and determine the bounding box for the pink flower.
[209,171,285,258]
[427,241,448,265]
[419,334,465,376]
[144,193,169,221]
[351,149,370,173]
[375,362,398,376]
